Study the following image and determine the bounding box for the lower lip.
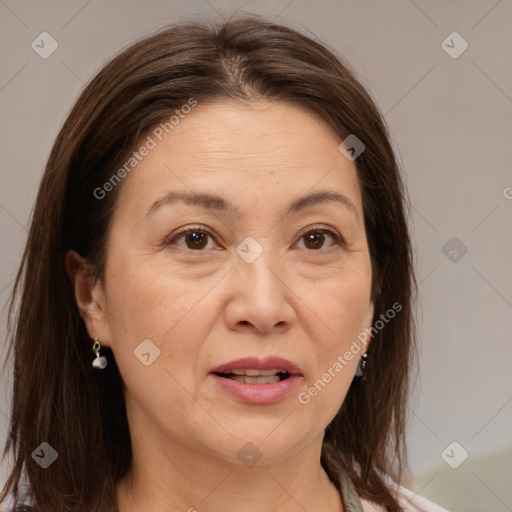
[209,373,302,404]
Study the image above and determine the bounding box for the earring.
[92,337,107,369]
[354,352,368,377]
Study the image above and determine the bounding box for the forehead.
[155,100,344,167]
[115,100,363,218]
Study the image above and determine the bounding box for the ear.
[65,250,111,347]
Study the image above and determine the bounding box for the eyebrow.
[146,189,358,220]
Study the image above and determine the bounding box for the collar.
[338,464,365,512]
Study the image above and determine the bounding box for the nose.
[223,247,297,333]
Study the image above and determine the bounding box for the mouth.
[209,357,303,404]
[213,369,292,384]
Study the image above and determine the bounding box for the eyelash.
[164,225,345,252]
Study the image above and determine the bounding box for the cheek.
[103,258,218,420]
[296,271,372,421]
[103,253,215,362]
[105,245,217,328]
[314,260,373,337]
[302,259,373,382]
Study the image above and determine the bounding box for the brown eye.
[300,229,341,251]
[183,231,209,250]
[167,228,215,251]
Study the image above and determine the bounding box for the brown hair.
[1,13,416,512]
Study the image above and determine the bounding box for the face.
[79,100,374,466]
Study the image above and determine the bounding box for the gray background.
[1,1,511,510]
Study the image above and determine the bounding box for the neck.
[116,430,344,512]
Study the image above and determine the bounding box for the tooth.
[246,369,280,376]
[230,375,280,384]
[230,369,282,376]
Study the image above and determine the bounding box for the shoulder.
[360,484,450,512]
[0,485,34,512]
[0,501,12,512]
[0,505,33,512]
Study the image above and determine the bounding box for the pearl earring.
[92,337,107,369]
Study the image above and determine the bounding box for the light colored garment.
[361,490,450,512]
[338,464,450,512]
[361,487,450,512]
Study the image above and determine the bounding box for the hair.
[1,13,416,512]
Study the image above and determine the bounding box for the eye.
[297,228,343,251]
[165,226,344,253]
[166,227,217,251]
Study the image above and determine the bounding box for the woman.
[1,14,449,512]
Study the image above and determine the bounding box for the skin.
[66,100,375,512]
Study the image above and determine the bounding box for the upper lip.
[210,356,303,375]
